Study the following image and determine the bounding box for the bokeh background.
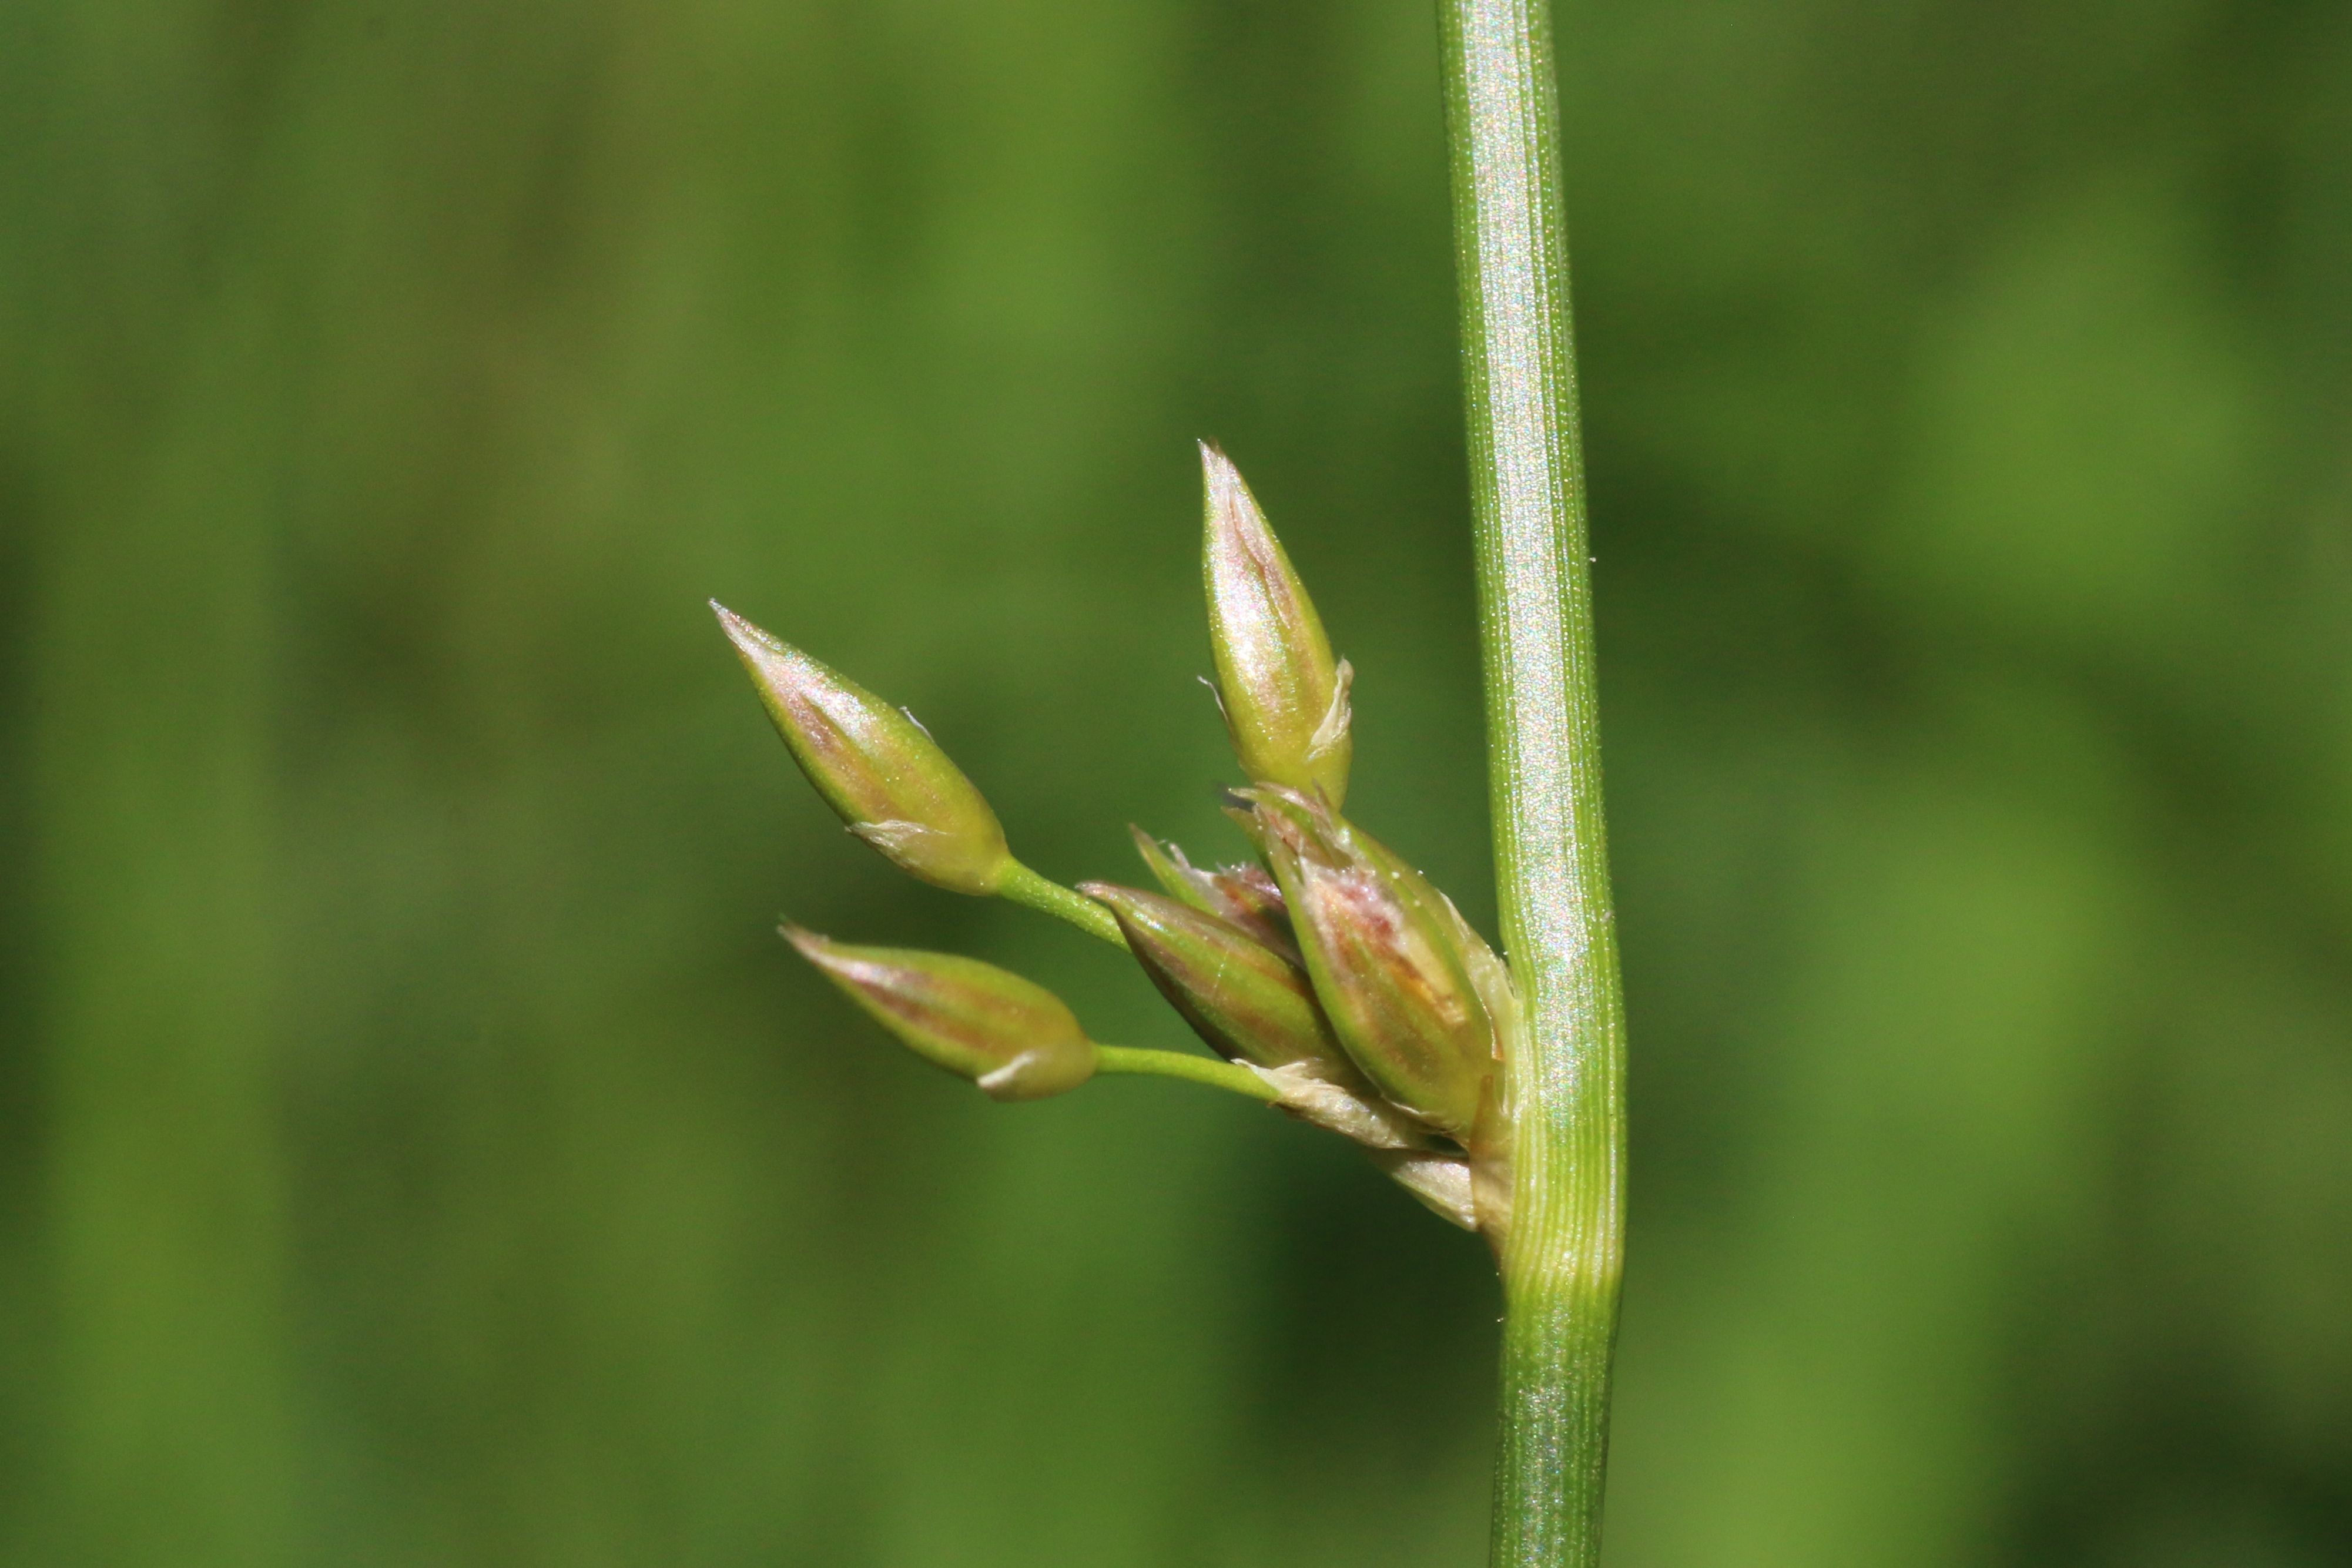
[4,1,2349,1563]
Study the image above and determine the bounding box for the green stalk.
[1093,1046,1281,1101]
[1439,2,1628,1564]
[998,862,1131,949]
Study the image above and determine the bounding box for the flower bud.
[1080,882,1342,1076]
[1244,786,1494,1135]
[1128,826,1296,961]
[784,927,1095,1101]
[1200,444,1352,805]
[715,604,1013,895]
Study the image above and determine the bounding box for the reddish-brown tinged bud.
[1127,826,1297,961]
[1244,786,1495,1136]
[783,927,1095,1100]
[715,604,1012,895]
[1201,444,1353,805]
[1083,882,1440,1150]
[1080,883,1343,1076]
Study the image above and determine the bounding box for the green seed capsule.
[784,927,1095,1101]
[715,604,1013,895]
[1200,444,1353,806]
[1080,883,1345,1076]
[1244,786,1494,1135]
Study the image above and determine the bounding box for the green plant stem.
[999,862,1130,949]
[1440,2,1629,1566]
[1093,1046,1280,1101]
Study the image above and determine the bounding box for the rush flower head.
[716,440,1523,1240]
[1083,880,1441,1151]
[1079,882,1343,1077]
[784,927,1096,1101]
[1200,444,1353,806]
[1242,785,1496,1137]
[715,603,1013,896]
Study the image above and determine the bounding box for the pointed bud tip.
[711,600,788,661]
[1198,441,1252,521]
[1126,825,1172,880]
[781,923,856,974]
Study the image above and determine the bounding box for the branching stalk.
[999,863,1131,948]
[1440,1,1629,1563]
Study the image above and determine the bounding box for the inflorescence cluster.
[715,444,1518,1239]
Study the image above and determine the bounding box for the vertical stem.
[1439,2,1627,1565]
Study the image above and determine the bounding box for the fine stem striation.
[1440,1,1629,1564]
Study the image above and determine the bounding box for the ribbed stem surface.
[1439,1,1628,1563]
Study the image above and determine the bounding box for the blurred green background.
[4,1,2348,1563]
